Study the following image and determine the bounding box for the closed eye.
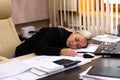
[75,37,79,42]
[75,37,81,48]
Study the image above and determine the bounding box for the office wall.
[12,0,49,24]
[11,0,50,34]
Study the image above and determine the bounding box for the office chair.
[0,0,21,61]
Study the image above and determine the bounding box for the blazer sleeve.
[34,28,64,55]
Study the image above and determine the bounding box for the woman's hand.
[60,48,77,56]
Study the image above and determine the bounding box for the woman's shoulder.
[40,26,65,30]
[37,27,73,36]
[38,27,67,32]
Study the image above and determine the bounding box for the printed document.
[22,55,81,73]
[74,44,99,53]
[0,59,31,79]
[0,55,91,80]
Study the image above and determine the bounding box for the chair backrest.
[0,0,21,58]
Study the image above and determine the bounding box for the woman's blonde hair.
[57,26,92,40]
[76,30,92,40]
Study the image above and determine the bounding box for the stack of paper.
[34,62,64,73]
[0,55,91,80]
[0,59,32,80]
[22,56,83,74]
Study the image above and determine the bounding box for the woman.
[15,27,92,57]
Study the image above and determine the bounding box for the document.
[74,44,99,53]
[34,62,64,73]
[1,68,47,80]
[14,71,40,80]
[1,77,18,80]
[0,59,32,79]
[22,55,82,73]
[0,55,91,80]
[81,74,120,80]
[30,68,46,76]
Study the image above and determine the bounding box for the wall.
[12,0,49,24]
[11,0,50,34]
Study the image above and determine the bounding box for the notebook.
[87,66,120,78]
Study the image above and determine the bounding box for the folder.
[87,66,120,78]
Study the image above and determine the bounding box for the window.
[104,0,120,12]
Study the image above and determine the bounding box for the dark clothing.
[15,27,72,57]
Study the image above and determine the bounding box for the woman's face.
[66,32,88,49]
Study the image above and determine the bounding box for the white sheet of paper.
[23,55,91,74]
[0,55,93,80]
[22,56,65,73]
[30,68,46,76]
[81,75,120,80]
[1,77,18,80]
[0,59,32,79]
[35,62,64,73]
[14,71,40,80]
[74,44,99,53]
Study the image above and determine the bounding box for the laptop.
[94,41,120,57]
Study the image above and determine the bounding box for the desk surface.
[1,40,119,80]
[0,38,119,80]
[0,54,119,80]
[37,57,120,80]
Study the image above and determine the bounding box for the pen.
[77,52,94,53]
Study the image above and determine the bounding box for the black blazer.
[15,27,72,57]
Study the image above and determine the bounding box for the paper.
[79,66,92,77]
[0,55,91,80]
[14,71,40,80]
[1,77,18,80]
[2,69,47,80]
[30,68,46,76]
[92,34,120,42]
[82,75,120,80]
[22,55,91,75]
[22,55,83,73]
[74,44,99,53]
[22,56,65,73]
[0,59,32,79]
[35,62,64,73]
